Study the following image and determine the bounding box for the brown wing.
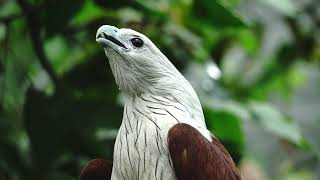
[79,159,113,180]
[168,123,242,180]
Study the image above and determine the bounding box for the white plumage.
[96,25,212,180]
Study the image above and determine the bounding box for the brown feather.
[168,123,242,180]
[79,159,112,180]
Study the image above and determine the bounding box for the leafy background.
[0,0,319,179]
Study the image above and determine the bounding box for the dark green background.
[0,0,319,179]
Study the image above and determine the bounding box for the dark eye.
[131,38,144,47]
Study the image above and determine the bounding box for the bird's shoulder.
[168,123,242,180]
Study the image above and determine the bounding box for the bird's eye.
[131,38,144,47]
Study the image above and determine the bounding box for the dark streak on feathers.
[135,107,161,130]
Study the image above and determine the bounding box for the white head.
[96,25,206,128]
[96,25,186,95]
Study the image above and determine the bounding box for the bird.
[79,25,242,180]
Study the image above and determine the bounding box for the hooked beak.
[96,25,127,49]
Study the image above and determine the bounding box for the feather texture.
[168,123,242,180]
[90,25,242,180]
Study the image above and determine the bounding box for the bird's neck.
[121,92,212,142]
[125,90,206,126]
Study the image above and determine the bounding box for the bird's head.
[96,25,183,95]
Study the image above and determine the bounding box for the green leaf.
[1,20,37,113]
[237,29,259,54]
[132,1,169,22]
[44,35,99,75]
[0,0,20,18]
[191,0,246,28]
[204,106,244,163]
[218,0,241,7]
[71,0,108,25]
[248,101,305,146]
[280,169,315,180]
[136,0,170,13]
[203,99,251,122]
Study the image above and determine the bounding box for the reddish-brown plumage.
[168,123,242,180]
[79,159,113,180]
[79,124,241,180]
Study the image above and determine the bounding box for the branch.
[16,0,63,92]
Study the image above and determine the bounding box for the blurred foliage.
[0,0,319,179]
